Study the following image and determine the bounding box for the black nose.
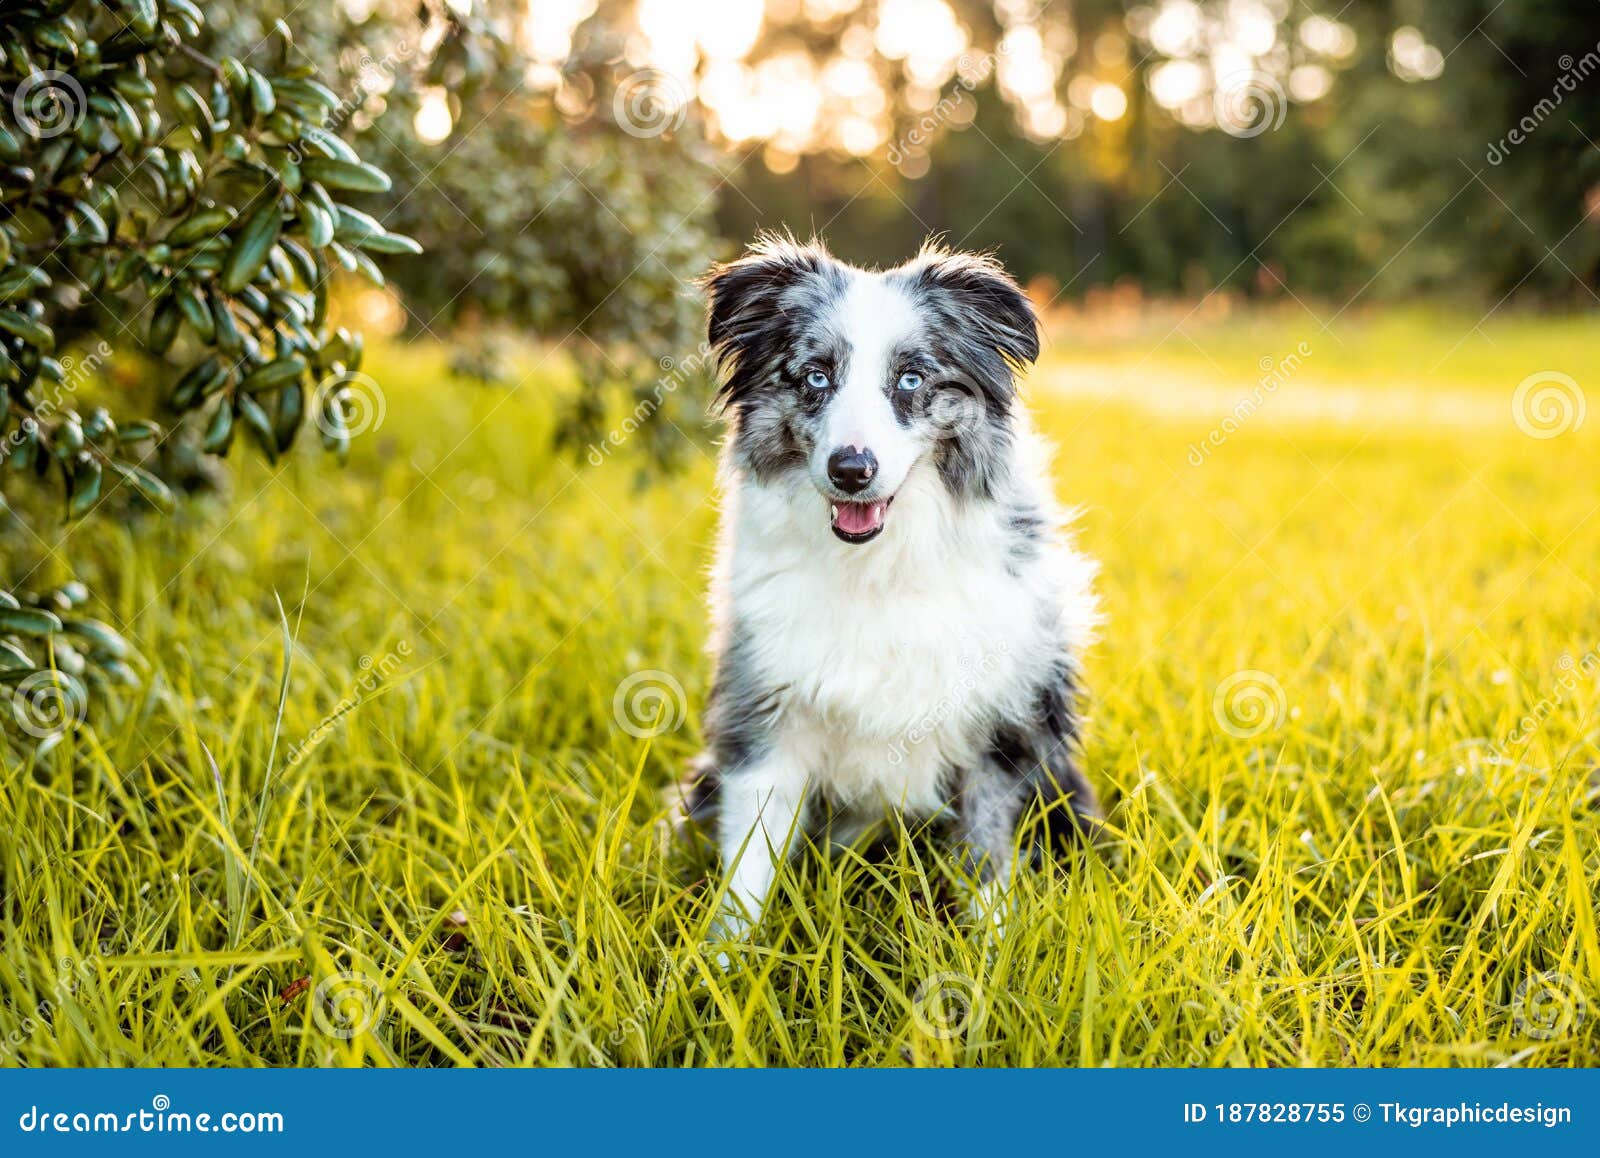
[827,447,877,494]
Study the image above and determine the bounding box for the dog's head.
[702,234,1039,544]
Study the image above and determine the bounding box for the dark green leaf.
[221,194,283,293]
[68,455,102,519]
[147,293,180,354]
[176,285,215,342]
[0,607,64,636]
[0,310,54,352]
[239,355,307,394]
[236,392,277,462]
[111,461,175,511]
[300,157,392,194]
[203,397,234,454]
[357,232,423,256]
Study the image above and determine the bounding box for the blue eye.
[804,369,831,390]
[897,371,924,392]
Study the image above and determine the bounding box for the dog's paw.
[701,910,755,978]
[967,882,1011,963]
[706,908,752,943]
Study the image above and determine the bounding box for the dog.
[683,234,1101,944]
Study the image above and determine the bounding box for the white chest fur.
[710,453,1094,816]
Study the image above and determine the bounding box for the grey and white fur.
[683,233,1101,943]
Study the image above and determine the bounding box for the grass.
[2,305,1598,1067]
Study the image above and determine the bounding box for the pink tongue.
[834,502,884,534]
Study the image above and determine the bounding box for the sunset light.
[486,0,1384,166]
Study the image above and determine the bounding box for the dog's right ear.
[700,233,832,404]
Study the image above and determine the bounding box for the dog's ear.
[700,233,833,402]
[908,244,1040,371]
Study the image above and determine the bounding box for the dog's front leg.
[955,763,1026,933]
[709,757,810,962]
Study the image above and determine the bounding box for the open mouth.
[829,496,893,544]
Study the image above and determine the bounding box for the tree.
[197,0,725,466]
[2,0,416,750]
[717,0,1598,303]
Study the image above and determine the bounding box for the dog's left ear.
[909,245,1041,371]
[700,233,834,403]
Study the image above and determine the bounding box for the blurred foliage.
[1380,0,1600,299]
[1,0,412,746]
[196,0,722,465]
[716,0,1600,304]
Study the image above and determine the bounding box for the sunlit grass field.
[3,306,1598,1066]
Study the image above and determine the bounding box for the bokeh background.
[163,0,1600,448]
[7,1,1599,482]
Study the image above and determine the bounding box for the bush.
[194,1,723,464]
[1,0,414,750]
